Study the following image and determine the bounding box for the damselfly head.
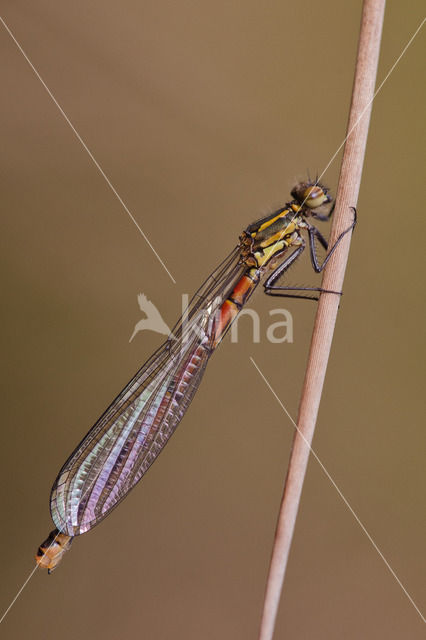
[36,529,73,573]
[291,182,332,210]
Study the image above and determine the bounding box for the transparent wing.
[51,246,245,536]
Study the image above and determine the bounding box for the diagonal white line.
[0,530,71,626]
[0,564,39,625]
[282,16,426,237]
[317,16,426,185]
[0,16,176,285]
[250,357,426,623]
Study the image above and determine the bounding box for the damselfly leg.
[309,207,357,273]
[264,207,357,300]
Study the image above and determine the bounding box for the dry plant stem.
[258,2,386,639]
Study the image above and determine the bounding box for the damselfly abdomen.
[36,182,355,572]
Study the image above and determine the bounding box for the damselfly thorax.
[36,181,356,572]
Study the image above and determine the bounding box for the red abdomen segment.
[212,269,260,347]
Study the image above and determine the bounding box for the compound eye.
[303,186,327,208]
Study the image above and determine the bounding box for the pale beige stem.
[258,2,386,639]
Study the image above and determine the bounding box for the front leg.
[309,207,357,273]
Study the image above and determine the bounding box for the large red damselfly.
[36,182,356,572]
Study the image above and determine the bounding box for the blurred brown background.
[1,2,425,638]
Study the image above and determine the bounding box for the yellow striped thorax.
[241,181,332,270]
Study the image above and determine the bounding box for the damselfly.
[36,182,356,572]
